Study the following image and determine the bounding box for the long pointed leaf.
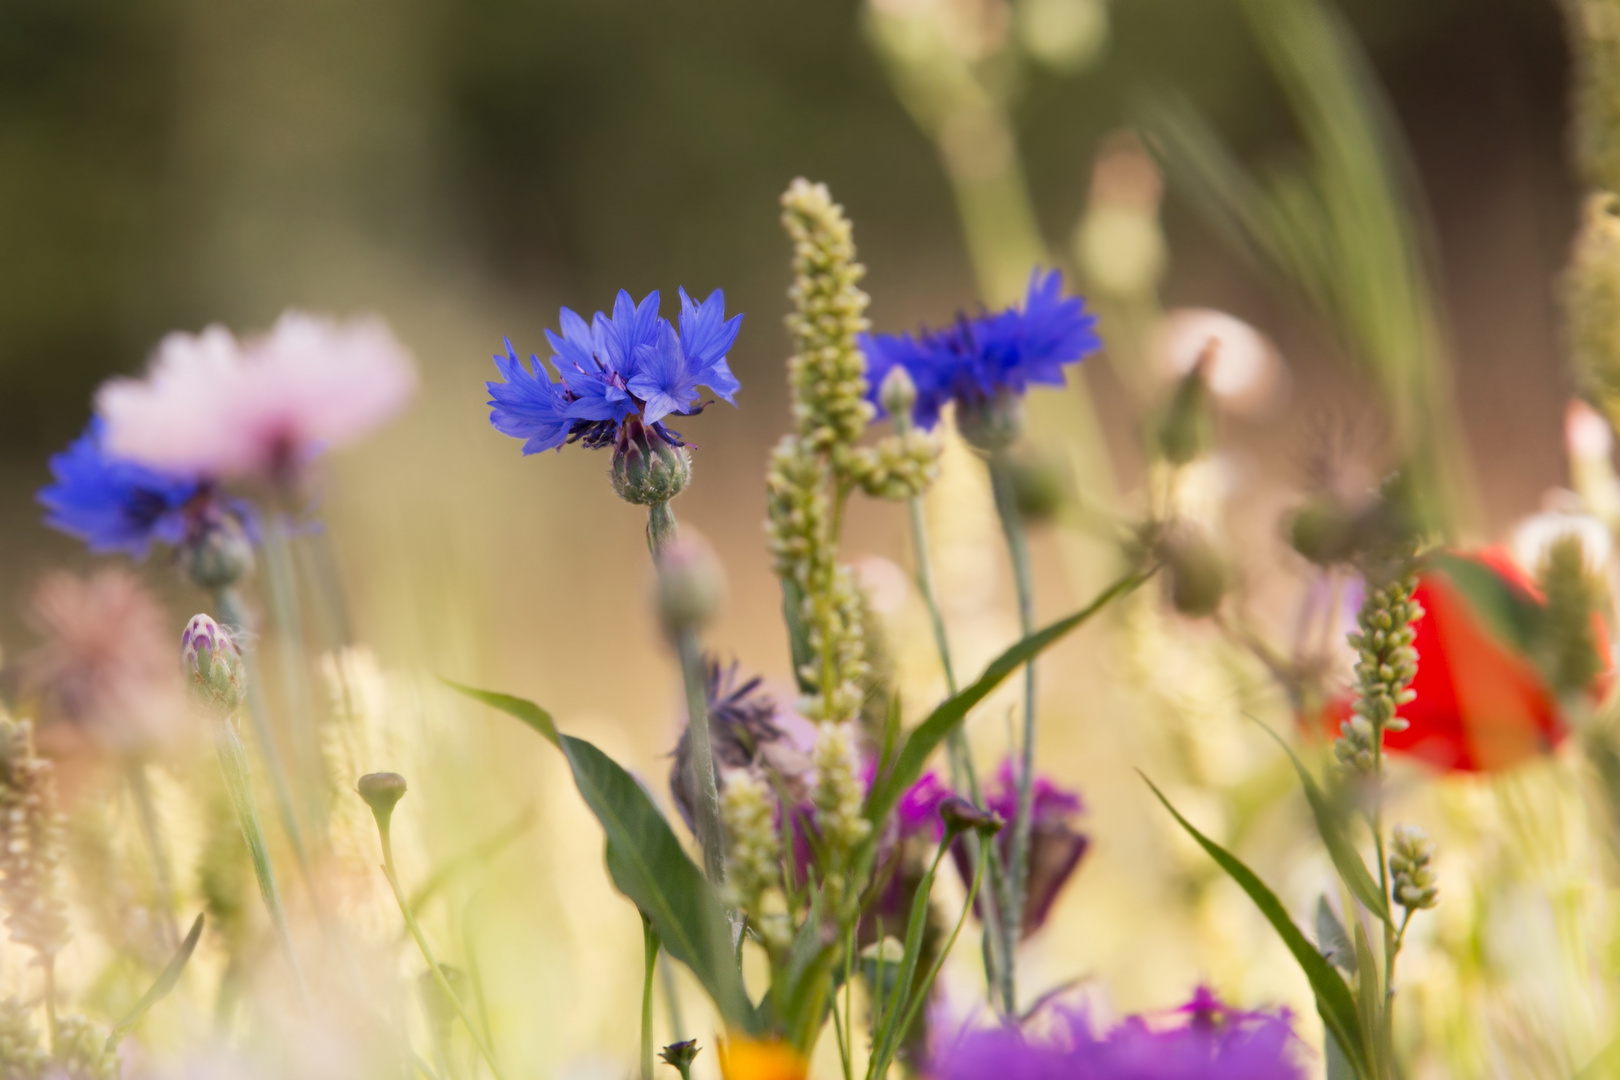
[867,570,1150,826]
[448,682,757,1032]
[1143,775,1369,1077]
[1255,721,1388,922]
[106,913,204,1049]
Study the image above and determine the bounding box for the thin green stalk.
[988,453,1037,1014]
[675,629,725,884]
[659,952,685,1045]
[126,762,180,950]
[212,716,308,1005]
[212,585,310,875]
[376,818,509,1080]
[890,841,987,1055]
[641,916,658,1080]
[905,492,1012,1006]
[260,512,325,834]
[647,501,678,559]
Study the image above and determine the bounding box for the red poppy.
[1321,549,1609,772]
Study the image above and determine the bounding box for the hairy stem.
[675,630,725,884]
[647,501,678,559]
[641,916,658,1080]
[126,763,180,950]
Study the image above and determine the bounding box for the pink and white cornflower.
[96,312,416,482]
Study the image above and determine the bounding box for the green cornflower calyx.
[1333,573,1423,773]
[1389,824,1439,911]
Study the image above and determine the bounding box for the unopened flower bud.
[660,1040,701,1080]
[1156,343,1215,465]
[612,416,691,506]
[1288,497,1359,567]
[938,795,1003,836]
[357,771,408,830]
[181,614,245,714]
[1159,521,1229,618]
[180,517,255,591]
[958,388,1026,453]
[657,535,725,633]
[1006,452,1068,523]
[1389,824,1439,911]
[878,366,919,427]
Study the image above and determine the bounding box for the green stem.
[376,819,509,1080]
[890,840,987,1058]
[658,954,685,1045]
[904,492,1013,1006]
[212,585,310,876]
[126,762,180,950]
[641,916,658,1080]
[675,629,725,885]
[988,453,1036,1014]
[647,501,678,559]
[261,512,325,835]
[212,716,308,1006]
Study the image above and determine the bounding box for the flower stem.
[675,629,725,885]
[647,501,678,559]
[641,916,659,1080]
[261,511,326,833]
[212,715,308,1006]
[988,452,1036,1014]
[904,491,1013,1005]
[126,762,180,950]
[212,585,310,877]
[375,815,510,1080]
[658,955,685,1044]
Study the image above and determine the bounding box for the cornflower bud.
[1388,824,1439,911]
[611,415,692,506]
[1287,496,1359,567]
[660,1040,701,1080]
[181,614,246,714]
[1156,342,1215,466]
[180,516,255,591]
[1159,520,1229,618]
[937,796,1003,837]
[657,535,726,635]
[1005,452,1068,524]
[358,772,409,833]
[957,388,1026,453]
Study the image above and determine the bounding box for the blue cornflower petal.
[593,289,663,376]
[544,307,598,374]
[486,341,575,454]
[677,287,743,405]
[38,417,201,558]
[627,321,701,424]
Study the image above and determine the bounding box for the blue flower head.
[486,288,742,456]
[38,418,203,559]
[860,269,1100,430]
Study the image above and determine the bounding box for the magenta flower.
[929,989,1304,1080]
[97,312,416,482]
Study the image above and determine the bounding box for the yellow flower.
[719,1039,808,1080]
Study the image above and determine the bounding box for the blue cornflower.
[487,288,742,455]
[860,269,1100,431]
[38,418,203,559]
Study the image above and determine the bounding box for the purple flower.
[897,771,952,840]
[487,288,742,455]
[929,989,1304,1080]
[38,419,202,559]
[860,269,1099,430]
[951,760,1089,937]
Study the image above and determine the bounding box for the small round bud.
[938,795,1004,836]
[180,517,255,591]
[957,389,1026,453]
[612,416,691,506]
[878,366,918,425]
[1006,452,1069,523]
[1288,497,1358,567]
[659,1040,701,1078]
[1159,521,1229,618]
[358,771,408,821]
[181,614,246,714]
[657,534,726,633]
[1155,344,1215,465]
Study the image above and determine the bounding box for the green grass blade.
[1142,774,1369,1077]
[106,913,204,1049]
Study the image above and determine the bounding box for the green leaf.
[1427,551,1541,654]
[1315,896,1356,977]
[447,681,757,1033]
[1142,775,1369,1078]
[1255,721,1388,922]
[867,570,1151,827]
[1352,921,1389,1076]
[106,913,204,1049]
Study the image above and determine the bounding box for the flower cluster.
[1334,573,1423,773]
[1389,824,1439,912]
[0,711,70,962]
[860,269,1101,435]
[928,989,1302,1080]
[485,289,741,490]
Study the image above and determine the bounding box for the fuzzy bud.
[1288,497,1359,567]
[357,771,408,832]
[1159,521,1229,618]
[878,365,919,427]
[660,1040,701,1080]
[938,796,1003,836]
[1156,343,1215,465]
[1389,824,1439,911]
[611,416,692,506]
[657,535,726,634]
[957,388,1026,453]
[181,614,246,714]
[180,516,255,591]
[1005,452,1069,523]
